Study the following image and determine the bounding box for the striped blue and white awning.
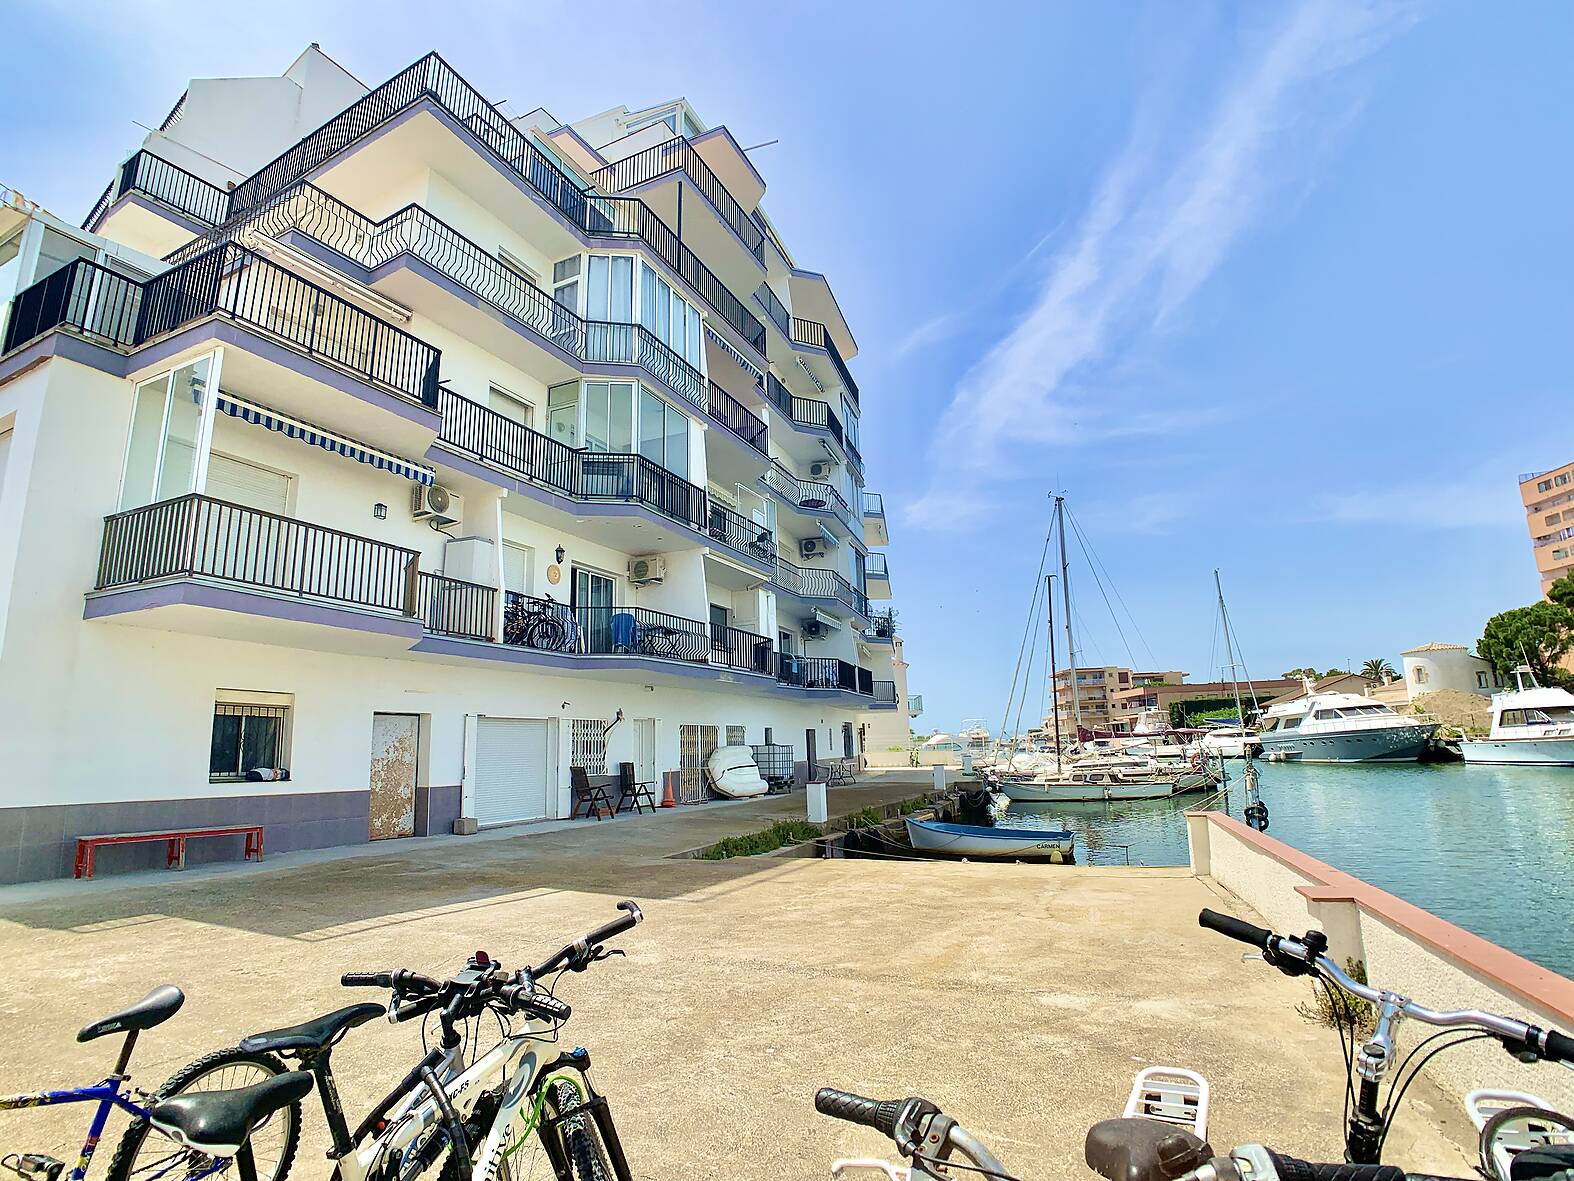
[214,392,435,486]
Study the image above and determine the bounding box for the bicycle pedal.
[2,1153,66,1181]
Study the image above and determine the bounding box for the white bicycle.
[124,902,644,1181]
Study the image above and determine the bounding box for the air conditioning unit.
[808,460,835,480]
[801,619,827,640]
[411,483,462,525]
[799,537,828,560]
[628,555,667,585]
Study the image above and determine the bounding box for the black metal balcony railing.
[755,282,790,337]
[417,570,495,641]
[707,501,773,564]
[706,382,768,454]
[97,494,420,615]
[203,53,767,360]
[864,608,898,639]
[761,462,856,534]
[764,372,792,417]
[502,592,771,674]
[772,557,869,617]
[437,388,771,563]
[863,492,885,518]
[866,552,890,580]
[871,680,898,706]
[591,137,765,264]
[87,151,230,231]
[3,244,442,409]
[776,655,872,695]
[788,394,843,448]
[791,317,859,407]
[2,258,141,353]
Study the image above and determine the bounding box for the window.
[1559,474,1572,487]
[585,254,633,322]
[210,693,291,781]
[1548,514,1562,527]
[489,384,534,429]
[1413,665,1429,684]
[638,387,689,478]
[1477,671,1490,689]
[639,262,702,368]
[842,399,859,451]
[1540,480,1554,493]
[726,725,746,747]
[552,256,581,316]
[120,355,215,510]
[584,381,634,453]
[710,604,729,653]
[571,719,607,773]
[1501,710,1526,728]
[1281,716,1302,730]
[498,249,538,288]
[546,383,579,447]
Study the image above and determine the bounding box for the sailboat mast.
[1056,495,1082,737]
[1047,574,1061,750]
[1216,569,1246,723]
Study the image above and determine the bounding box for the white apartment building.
[0,46,902,883]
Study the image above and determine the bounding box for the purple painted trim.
[304,99,767,367]
[770,581,870,626]
[0,331,123,385]
[130,320,441,432]
[98,191,213,241]
[84,580,425,639]
[688,125,768,196]
[411,633,795,691]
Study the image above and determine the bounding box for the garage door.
[474,718,550,827]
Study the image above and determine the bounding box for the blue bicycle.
[2,986,301,1181]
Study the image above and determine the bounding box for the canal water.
[1004,761,1574,979]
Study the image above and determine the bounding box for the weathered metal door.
[679,724,718,803]
[369,713,419,839]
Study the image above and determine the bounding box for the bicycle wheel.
[526,615,568,653]
[1478,1105,1574,1181]
[542,1079,614,1181]
[105,1048,299,1181]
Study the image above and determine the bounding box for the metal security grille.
[679,724,719,804]
[210,703,288,780]
[726,725,746,747]
[571,719,607,774]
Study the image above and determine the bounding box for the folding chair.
[615,761,658,815]
[570,766,615,820]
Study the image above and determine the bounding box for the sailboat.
[1198,571,1258,759]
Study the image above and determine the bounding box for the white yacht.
[1256,680,1437,763]
[1200,726,1256,759]
[1461,668,1574,766]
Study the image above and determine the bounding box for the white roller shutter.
[206,453,291,515]
[474,718,550,826]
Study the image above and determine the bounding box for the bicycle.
[815,1088,1017,1180]
[116,901,644,1181]
[503,595,578,653]
[1,986,301,1181]
[1197,908,1574,1167]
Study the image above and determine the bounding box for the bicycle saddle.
[1086,1117,1212,1181]
[239,1003,382,1054]
[149,1071,312,1157]
[77,985,185,1043]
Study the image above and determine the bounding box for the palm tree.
[1361,658,1396,683]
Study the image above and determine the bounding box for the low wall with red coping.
[1187,809,1574,1112]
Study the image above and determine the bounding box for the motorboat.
[904,816,1074,859]
[1461,668,1574,766]
[998,766,1216,804]
[1255,680,1437,763]
[1200,726,1257,759]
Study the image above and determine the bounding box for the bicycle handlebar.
[1198,909,1574,1064]
[814,1088,906,1137]
[815,1087,1014,1178]
[533,900,644,975]
[1212,1147,1468,1181]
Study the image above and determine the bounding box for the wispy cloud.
[892,310,964,358]
[1306,468,1521,530]
[905,1,1420,533]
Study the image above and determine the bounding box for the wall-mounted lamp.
[372,502,388,520]
[554,545,566,564]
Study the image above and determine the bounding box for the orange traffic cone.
[659,772,677,808]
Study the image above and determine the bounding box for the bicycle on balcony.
[503,594,580,654]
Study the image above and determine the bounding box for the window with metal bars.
[571,719,607,774]
[726,725,746,747]
[210,702,290,781]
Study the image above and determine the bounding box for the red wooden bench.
[74,825,264,880]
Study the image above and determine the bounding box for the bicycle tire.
[543,1080,614,1181]
[105,1047,299,1181]
[1477,1105,1574,1181]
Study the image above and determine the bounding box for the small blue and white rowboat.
[904,816,1075,859]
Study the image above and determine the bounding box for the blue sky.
[7,1,1571,733]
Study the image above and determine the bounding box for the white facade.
[1401,643,1501,700]
[0,47,903,882]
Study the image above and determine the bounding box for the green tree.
[1478,602,1574,686]
[1549,575,1574,614]
[1361,658,1396,682]
[1282,666,1320,680]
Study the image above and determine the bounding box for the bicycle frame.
[0,1082,225,1181]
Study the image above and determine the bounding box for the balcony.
[772,556,869,618]
[502,593,772,675]
[417,571,496,641]
[863,492,888,546]
[763,373,860,476]
[791,317,859,408]
[591,136,766,265]
[201,54,767,364]
[706,381,768,456]
[870,680,899,709]
[2,246,441,410]
[84,151,231,256]
[865,551,891,600]
[760,460,856,536]
[435,389,770,566]
[862,607,898,643]
[776,655,874,697]
[96,494,424,616]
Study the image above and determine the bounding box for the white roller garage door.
[474,718,550,826]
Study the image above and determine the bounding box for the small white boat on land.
[904,816,1074,859]
[1461,668,1574,766]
